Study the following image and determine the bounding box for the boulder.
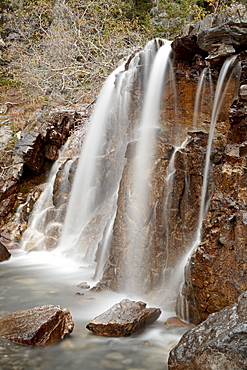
[168,291,247,370]
[0,243,11,261]
[172,3,247,62]
[0,305,74,346]
[86,299,161,337]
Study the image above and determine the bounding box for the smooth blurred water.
[0,251,188,370]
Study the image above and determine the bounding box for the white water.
[192,67,208,130]
[51,39,169,284]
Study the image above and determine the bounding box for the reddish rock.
[0,305,74,346]
[0,243,11,261]
[86,299,161,337]
[177,49,247,325]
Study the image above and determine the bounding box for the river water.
[0,250,188,370]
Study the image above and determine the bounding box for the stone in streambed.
[86,299,161,337]
[0,243,11,262]
[165,316,189,327]
[0,305,74,346]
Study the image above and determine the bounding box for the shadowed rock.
[0,243,11,261]
[86,299,161,337]
[168,291,247,370]
[0,305,74,346]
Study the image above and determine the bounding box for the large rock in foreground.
[168,291,247,370]
[86,299,161,337]
[0,243,11,261]
[0,305,74,346]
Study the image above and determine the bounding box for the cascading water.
[20,125,85,252]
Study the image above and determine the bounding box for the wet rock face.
[0,243,11,261]
[101,52,236,296]
[178,49,247,325]
[0,305,74,346]
[86,299,161,337]
[168,291,247,370]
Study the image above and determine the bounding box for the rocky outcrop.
[0,305,74,346]
[0,243,11,261]
[86,299,161,337]
[168,291,247,370]
[16,107,82,174]
[172,3,247,63]
[0,107,83,226]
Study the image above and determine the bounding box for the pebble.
[121,358,133,365]
[77,282,90,289]
[105,352,125,360]
[101,359,124,369]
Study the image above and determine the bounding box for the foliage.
[4,0,150,104]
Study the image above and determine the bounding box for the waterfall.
[55,39,169,273]
[20,39,239,312]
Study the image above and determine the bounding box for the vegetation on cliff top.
[1,0,244,105]
[0,0,245,131]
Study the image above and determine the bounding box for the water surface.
[0,250,187,370]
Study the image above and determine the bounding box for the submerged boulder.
[168,291,247,370]
[0,243,11,261]
[0,305,74,346]
[86,299,161,337]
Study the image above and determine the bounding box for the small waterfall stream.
[176,55,239,321]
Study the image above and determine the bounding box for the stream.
[0,250,188,370]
